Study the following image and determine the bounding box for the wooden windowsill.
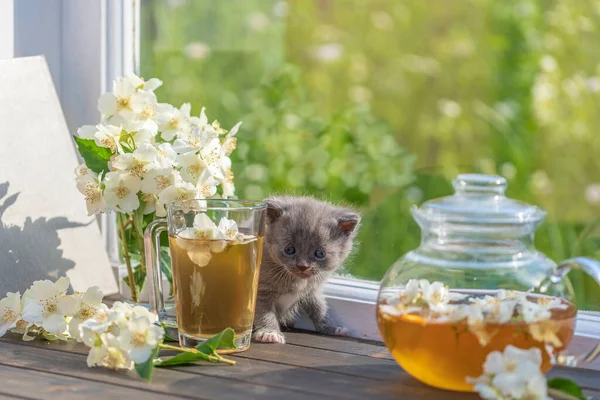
[0,329,599,399]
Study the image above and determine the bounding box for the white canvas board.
[0,55,118,297]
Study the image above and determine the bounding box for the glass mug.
[377,174,600,392]
[145,199,266,352]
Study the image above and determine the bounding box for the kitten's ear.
[264,198,285,224]
[337,213,360,234]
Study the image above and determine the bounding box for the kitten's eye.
[284,245,296,256]
[314,249,326,260]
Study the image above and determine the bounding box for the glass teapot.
[376,174,600,392]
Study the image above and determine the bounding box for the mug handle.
[144,218,168,320]
[550,257,600,367]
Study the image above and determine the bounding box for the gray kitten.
[252,196,360,344]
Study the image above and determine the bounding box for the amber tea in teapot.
[377,281,576,391]
[377,174,600,392]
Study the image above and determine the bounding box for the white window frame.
[4,0,600,344]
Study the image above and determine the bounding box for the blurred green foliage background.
[140,0,600,310]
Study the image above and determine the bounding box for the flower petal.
[129,345,154,364]
[82,287,104,307]
[42,313,67,335]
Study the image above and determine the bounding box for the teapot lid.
[413,174,547,226]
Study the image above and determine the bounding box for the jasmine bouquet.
[0,277,236,382]
[73,73,241,302]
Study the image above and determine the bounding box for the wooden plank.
[284,330,394,360]
[0,364,174,400]
[1,336,469,400]
[0,339,312,400]
[0,394,28,400]
[237,341,405,382]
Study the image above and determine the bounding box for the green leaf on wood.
[195,327,236,354]
[154,328,237,367]
[154,350,211,367]
[548,378,586,400]
[73,137,112,174]
[135,346,160,382]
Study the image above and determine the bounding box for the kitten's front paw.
[253,330,286,344]
[333,326,349,336]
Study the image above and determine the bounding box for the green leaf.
[159,248,173,285]
[73,137,112,174]
[195,328,236,354]
[135,346,160,382]
[155,328,237,367]
[548,378,586,400]
[42,332,60,341]
[123,263,146,295]
[154,350,211,367]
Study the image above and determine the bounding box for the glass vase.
[115,211,175,319]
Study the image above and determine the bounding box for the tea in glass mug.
[145,199,266,352]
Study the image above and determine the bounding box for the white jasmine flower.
[200,137,222,166]
[197,169,219,198]
[87,333,134,370]
[378,304,423,319]
[103,171,142,212]
[521,302,551,323]
[74,163,97,181]
[118,315,164,363]
[158,181,198,205]
[78,124,123,154]
[69,287,109,341]
[421,281,466,311]
[107,301,135,328]
[218,217,238,240]
[111,143,159,178]
[21,277,75,336]
[158,103,191,141]
[10,318,35,341]
[186,244,213,267]
[178,153,209,183]
[193,213,225,240]
[98,75,138,117]
[0,292,21,336]
[141,168,181,195]
[132,128,155,145]
[79,317,113,347]
[141,192,158,215]
[496,290,528,302]
[529,319,563,348]
[470,296,516,324]
[173,124,218,154]
[76,172,106,215]
[468,346,550,400]
[221,169,235,198]
[192,213,227,253]
[465,303,493,346]
[129,91,170,134]
[97,73,162,118]
[156,143,178,167]
[190,106,208,128]
[536,296,568,311]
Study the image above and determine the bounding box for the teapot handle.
[550,257,600,367]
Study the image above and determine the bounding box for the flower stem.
[158,343,236,365]
[117,212,138,303]
[132,209,146,283]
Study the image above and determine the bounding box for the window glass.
[140,0,600,310]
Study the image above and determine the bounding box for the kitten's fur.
[253,196,360,344]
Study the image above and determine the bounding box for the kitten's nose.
[296,265,310,272]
